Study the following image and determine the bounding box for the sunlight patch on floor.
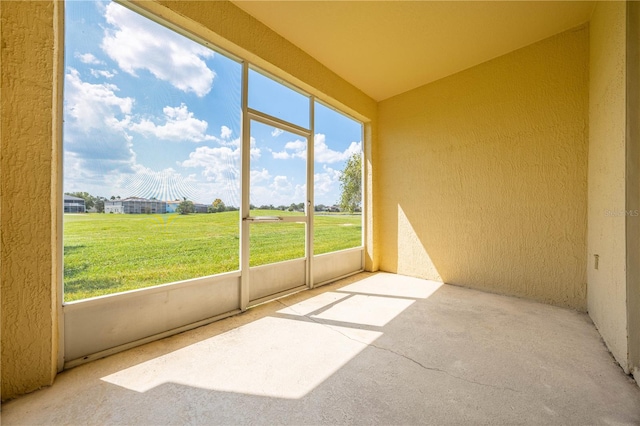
[312,295,415,327]
[101,274,438,399]
[338,273,442,299]
[102,316,381,399]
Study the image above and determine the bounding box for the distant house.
[63,195,85,213]
[104,197,166,214]
[194,203,209,213]
[166,200,209,213]
[166,201,180,213]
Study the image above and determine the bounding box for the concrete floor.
[3,272,640,425]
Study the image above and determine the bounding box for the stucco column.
[1,0,62,400]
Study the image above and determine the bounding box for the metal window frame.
[59,0,367,367]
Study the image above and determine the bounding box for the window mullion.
[240,61,251,311]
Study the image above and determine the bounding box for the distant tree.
[315,204,327,212]
[94,197,105,213]
[277,205,287,211]
[338,153,362,213]
[176,200,195,215]
[209,198,226,213]
[249,204,256,210]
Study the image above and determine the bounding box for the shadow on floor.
[4,272,640,425]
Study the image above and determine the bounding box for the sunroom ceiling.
[232,1,595,101]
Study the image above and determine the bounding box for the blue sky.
[64,0,362,208]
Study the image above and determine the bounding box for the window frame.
[59,0,369,369]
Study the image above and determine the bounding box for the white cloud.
[65,68,133,132]
[62,69,226,200]
[250,168,271,184]
[249,138,261,159]
[247,175,307,207]
[272,139,306,160]
[64,151,102,193]
[258,133,362,205]
[314,134,361,163]
[218,136,239,147]
[215,136,261,159]
[63,69,137,193]
[180,137,259,182]
[285,140,306,153]
[294,183,306,203]
[270,135,361,163]
[314,165,341,197]
[76,52,104,65]
[272,175,292,192]
[221,125,232,140]
[90,69,116,79]
[180,146,238,183]
[101,2,215,97]
[129,103,215,142]
[271,128,284,137]
[113,165,205,202]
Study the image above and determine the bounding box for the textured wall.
[1,0,61,399]
[628,0,640,384]
[588,1,629,373]
[378,25,589,310]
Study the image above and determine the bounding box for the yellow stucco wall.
[628,0,640,384]
[587,1,629,373]
[1,0,61,399]
[378,25,589,310]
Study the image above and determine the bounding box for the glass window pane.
[313,102,363,254]
[63,1,241,301]
[248,68,310,128]
[249,121,307,215]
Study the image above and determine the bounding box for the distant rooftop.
[64,195,85,201]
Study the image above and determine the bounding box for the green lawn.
[64,210,361,301]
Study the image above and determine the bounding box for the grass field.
[64,210,361,301]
